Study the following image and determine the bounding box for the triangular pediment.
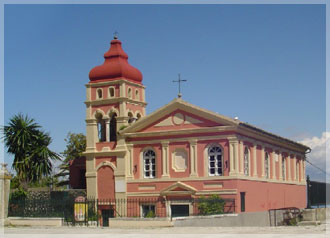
[121,98,239,134]
[160,182,197,195]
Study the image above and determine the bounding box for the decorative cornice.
[83,149,127,156]
[123,126,236,138]
[85,97,147,107]
[86,79,146,89]
[126,175,306,185]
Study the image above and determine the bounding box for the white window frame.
[208,146,223,176]
[143,150,156,179]
[265,152,269,179]
[244,147,249,176]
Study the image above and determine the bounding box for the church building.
[82,36,309,216]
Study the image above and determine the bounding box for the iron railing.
[8,196,235,226]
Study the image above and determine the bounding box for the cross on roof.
[172,73,187,98]
[113,31,119,39]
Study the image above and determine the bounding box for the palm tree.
[2,113,61,188]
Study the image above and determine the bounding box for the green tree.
[56,132,86,186]
[2,113,61,189]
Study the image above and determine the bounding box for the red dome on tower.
[89,38,143,83]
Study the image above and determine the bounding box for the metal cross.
[113,31,119,39]
[172,73,187,98]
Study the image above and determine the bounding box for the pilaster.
[189,140,198,177]
[161,141,170,178]
[252,144,258,177]
[228,138,239,176]
[278,152,283,180]
[85,119,98,153]
[126,144,134,179]
[85,155,97,198]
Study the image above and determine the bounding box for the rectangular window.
[141,204,155,218]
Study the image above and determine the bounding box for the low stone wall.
[109,218,173,228]
[8,217,63,227]
[174,212,270,227]
[302,208,330,222]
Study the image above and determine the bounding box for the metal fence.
[8,196,235,226]
[307,177,330,208]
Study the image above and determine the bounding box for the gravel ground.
[2,223,328,238]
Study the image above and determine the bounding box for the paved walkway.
[2,224,328,238]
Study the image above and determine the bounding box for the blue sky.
[3,4,326,180]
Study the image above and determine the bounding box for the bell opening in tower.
[110,113,117,142]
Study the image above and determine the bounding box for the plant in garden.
[145,210,156,218]
[197,194,225,215]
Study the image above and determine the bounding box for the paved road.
[2,224,328,238]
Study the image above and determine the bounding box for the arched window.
[128,88,132,99]
[96,113,106,142]
[265,152,269,178]
[282,157,286,180]
[244,147,249,176]
[208,146,223,176]
[97,88,103,99]
[136,113,141,120]
[109,113,117,142]
[128,112,134,124]
[109,87,115,98]
[143,150,156,178]
[135,89,139,100]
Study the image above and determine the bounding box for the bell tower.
[86,36,146,146]
[84,36,146,198]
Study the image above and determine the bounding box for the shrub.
[10,188,27,201]
[197,194,225,215]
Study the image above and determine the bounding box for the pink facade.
[83,37,310,218]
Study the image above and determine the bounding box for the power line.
[305,158,330,176]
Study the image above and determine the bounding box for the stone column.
[0,164,11,226]
[239,140,244,175]
[189,140,198,177]
[253,144,258,177]
[161,142,170,178]
[278,152,283,180]
[105,119,110,142]
[272,151,276,180]
[261,145,265,178]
